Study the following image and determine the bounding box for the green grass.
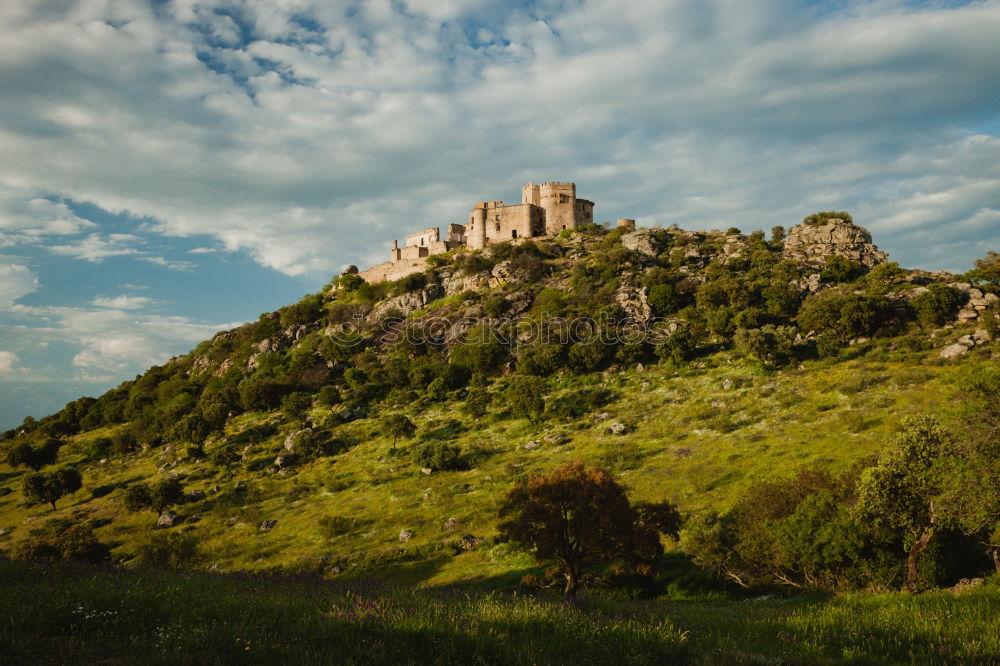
[3,558,999,665]
[0,344,979,584]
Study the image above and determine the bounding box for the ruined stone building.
[357,181,594,283]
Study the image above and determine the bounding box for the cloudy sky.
[1,0,999,428]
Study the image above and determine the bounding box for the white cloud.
[48,233,142,262]
[0,351,22,375]
[141,256,195,271]
[91,295,153,310]
[0,183,94,242]
[0,261,39,306]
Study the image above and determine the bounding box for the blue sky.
[1,0,999,428]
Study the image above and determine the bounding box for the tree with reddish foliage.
[498,461,665,600]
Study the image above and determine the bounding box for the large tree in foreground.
[498,461,664,600]
[854,416,950,592]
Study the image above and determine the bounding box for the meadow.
[2,558,998,665]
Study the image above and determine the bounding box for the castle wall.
[446,224,466,243]
[359,258,429,284]
[482,203,545,242]
[405,228,439,247]
[576,199,595,226]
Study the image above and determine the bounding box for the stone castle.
[357,181,597,283]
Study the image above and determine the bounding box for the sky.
[1,0,999,428]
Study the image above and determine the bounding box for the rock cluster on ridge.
[782,217,888,270]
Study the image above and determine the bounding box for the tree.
[770,225,786,245]
[504,375,547,422]
[6,437,61,471]
[854,416,950,592]
[123,478,184,517]
[281,392,313,424]
[797,289,887,343]
[498,461,662,600]
[381,413,416,446]
[22,466,82,510]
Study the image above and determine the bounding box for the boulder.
[783,218,888,270]
[184,490,206,502]
[259,519,277,532]
[621,230,666,257]
[940,343,969,360]
[399,529,414,543]
[420,467,433,475]
[443,517,460,532]
[458,534,482,551]
[523,440,540,451]
[157,511,180,527]
[542,432,567,445]
[957,308,979,321]
[274,454,296,469]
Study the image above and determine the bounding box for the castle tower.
[468,204,487,250]
[539,182,577,235]
[521,182,541,207]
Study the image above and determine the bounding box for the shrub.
[733,325,796,367]
[132,532,201,569]
[648,284,680,316]
[84,437,113,462]
[546,388,615,420]
[802,211,853,226]
[654,327,696,365]
[504,375,548,422]
[317,385,342,407]
[12,524,110,564]
[462,387,492,418]
[910,284,963,328]
[482,293,508,317]
[567,341,608,373]
[414,441,463,471]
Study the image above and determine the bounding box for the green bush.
[414,441,463,471]
[84,437,112,462]
[132,532,201,569]
[803,211,853,226]
[910,284,963,328]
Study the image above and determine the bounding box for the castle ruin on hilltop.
[357,181,596,283]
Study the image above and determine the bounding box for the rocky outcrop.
[620,230,666,258]
[367,284,445,322]
[783,218,888,270]
[615,278,652,323]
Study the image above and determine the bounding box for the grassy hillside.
[1,220,998,588]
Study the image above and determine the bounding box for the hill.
[1,215,999,588]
